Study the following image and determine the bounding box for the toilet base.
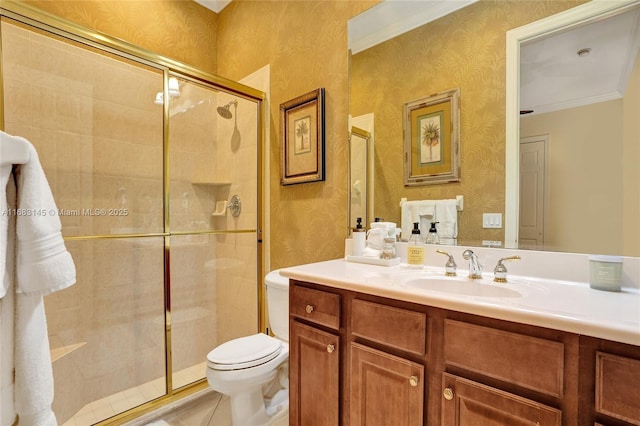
[206,337,289,426]
[228,388,271,426]
[224,381,289,425]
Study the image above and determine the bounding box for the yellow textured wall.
[350,0,584,245]
[216,0,376,269]
[22,0,218,74]
[15,0,593,267]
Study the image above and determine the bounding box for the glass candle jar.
[381,237,397,260]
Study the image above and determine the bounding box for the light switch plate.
[482,213,502,229]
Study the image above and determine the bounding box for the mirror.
[348,0,640,256]
[348,122,374,232]
[506,0,640,256]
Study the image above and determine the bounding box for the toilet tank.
[265,270,289,342]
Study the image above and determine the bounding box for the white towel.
[1,130,30,301]
[1,133,76,426]
[0,193,16,426]
[0,165,13,300]
[1,131,30,167]
[14,139,76,296]
[400,200,435,241]
[362,246,382,258]
[0,163,16,426]
[434,199,458,242]
[15,293,57,426]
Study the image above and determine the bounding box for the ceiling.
[198,0,640,116]
[520,5,640,115]
[194,0,231,14]
[349,1,640,116]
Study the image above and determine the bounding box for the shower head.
[217,105,233,119]
[217,99,238,119]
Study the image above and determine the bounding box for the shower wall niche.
[1,12,262,425]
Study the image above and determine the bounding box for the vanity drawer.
[290,283,340,330]
[441,373,562,425]
[351,299,427,356]
[444,319,564,398]
[595,352,640,425]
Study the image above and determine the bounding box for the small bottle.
[407,222,424,267]
[426,221,440,244]
[352,217,366,256]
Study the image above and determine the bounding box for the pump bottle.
[426,221,440,244]
[407,222,424,267]
[352,217,366,256]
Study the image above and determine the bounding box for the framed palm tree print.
[403,88,460,186]
[280,88,325,185]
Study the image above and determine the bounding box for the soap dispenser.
[426,221,440,244]
[407,222,424,268]
[352,217,366,256]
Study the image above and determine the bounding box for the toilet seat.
[207,333,283,371]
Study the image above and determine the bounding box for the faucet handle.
[493,256,521,283]
[436,250,457,276]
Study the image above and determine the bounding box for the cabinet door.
[290,321,339,426]
[350,342,424,426]
[441,373,561,426]
[596,352,640,425]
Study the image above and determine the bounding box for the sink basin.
[404,277,523,298]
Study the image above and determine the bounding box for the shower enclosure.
[0,3,264,425]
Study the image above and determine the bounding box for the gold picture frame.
[280,88,325,185]
[403,88,460,186]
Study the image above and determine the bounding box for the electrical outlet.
[482,213,502,229]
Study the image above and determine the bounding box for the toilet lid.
[207,333,283,370]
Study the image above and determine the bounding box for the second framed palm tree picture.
[403,88,460,186]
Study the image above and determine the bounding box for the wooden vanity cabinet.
[289,281,342,425]
[289,321,340,425]
[441,318,566,425]
[350,342,424,425]
[441,373,562,426]
[289,279,640,426]
[593,347,640,426]
[349,298,428,425]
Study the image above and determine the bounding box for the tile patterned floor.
[126,389,288,426]
[61,363,206,425]
[129,391,231,426]
[61,361,288,426]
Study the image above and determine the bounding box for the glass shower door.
[1,11,262,424]
[1,18,167,424]
[168,76,260,390]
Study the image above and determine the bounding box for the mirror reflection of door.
[519,135,548,249]
[349,126,370,230]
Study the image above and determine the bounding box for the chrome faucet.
[462,249,483,279]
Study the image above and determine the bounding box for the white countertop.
[280,258,640,346]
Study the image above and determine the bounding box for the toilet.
[206,270,289,426]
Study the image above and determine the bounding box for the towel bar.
[399,195,463,211]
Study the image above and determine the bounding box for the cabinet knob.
[409,376,419,387]
[326,344,335,353]
[305,304,314,314]
[443,387,454,400]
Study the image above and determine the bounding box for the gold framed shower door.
[0,1,265,425]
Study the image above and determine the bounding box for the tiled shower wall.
[2,19,258,424]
